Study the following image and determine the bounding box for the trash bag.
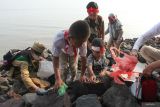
[32,92,71,107]
[75,94,102,107]
[0,98,25,107]
[102,83,140,107]
[109,47,138,84]
[110,47,138,72]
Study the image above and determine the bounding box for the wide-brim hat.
[31,42,45,56]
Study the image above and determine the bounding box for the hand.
[89,74,96,83]
[54,78,64,89]
[99,71,107,77]
[80,75,88,83]
[143,65,153,77]
[36,88,47,95]
[131,49,138,57]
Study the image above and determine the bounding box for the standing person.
[105,13,123,49]
[52,20,90,89]
[85,1,104,40]
[85,1,104,56]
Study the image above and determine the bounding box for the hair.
[92,38,104,47]
[86,1,98,9]
[88,33,97,43]
[69,20,90,42]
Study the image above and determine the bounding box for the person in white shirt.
[52,20,90,89]
[132,22,160,78]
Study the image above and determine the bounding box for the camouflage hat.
[31,42,45,55]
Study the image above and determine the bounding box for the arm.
[143,60,160,77]
[87,64,96,82]
[53,56,63,89]
[81,56,87,76]
[101,20,105,40]
[105,27,109,35]
[133,22,160,51]
[12,60,39,91]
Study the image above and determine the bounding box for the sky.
[0,0,160,38]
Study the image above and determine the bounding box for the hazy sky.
[0,0,160,38]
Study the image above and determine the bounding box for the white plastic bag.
[130,77,142,99]
[37,60,54,79]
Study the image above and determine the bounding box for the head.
[108,13,117,24]
[69,20,90,48]
[86,1,99,20]
[31,42,46,60]
[91,38,105,60]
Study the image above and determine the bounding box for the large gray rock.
[102,83,140,107]
[32,93,71,107]
[76,94,102,107]
[22,93,38,106]
[0,98,25,107]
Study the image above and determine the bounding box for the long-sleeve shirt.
[105,19,123,40]
[133,22,160,50]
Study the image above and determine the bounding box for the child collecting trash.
[87,38,111,82]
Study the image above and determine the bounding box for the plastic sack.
[110,47,138,72]
[109,47,138,84]
[37,60,54,79]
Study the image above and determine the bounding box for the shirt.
[133,22,160,50]
[105,19,122,40]
[87,54,108,75]
[85,15,104,39]
[52,30,87,57]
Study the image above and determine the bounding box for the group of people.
[52,1,123,89]
[0,1,160,100]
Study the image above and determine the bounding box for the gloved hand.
[36,88,47,95]
[58,83,68,96]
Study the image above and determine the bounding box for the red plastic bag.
[110,47,138,84]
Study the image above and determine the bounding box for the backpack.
[1,47,30,71]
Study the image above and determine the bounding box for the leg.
[140,45,160,63]
[115,36,123,49]
[107,36,114,49]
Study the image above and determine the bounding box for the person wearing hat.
[52,20,90,89]
[87,38,110,82]
[105,13,123,49]
[85,1,104,40]
[10,42,50,95]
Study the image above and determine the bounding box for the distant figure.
[131,22,160,78]
[85,1,104,40]
[87,38,110,82]
[105,13,123,49]
[52,20,90,89]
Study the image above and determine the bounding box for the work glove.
[36,88,47,95]
[58,83,68,96]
